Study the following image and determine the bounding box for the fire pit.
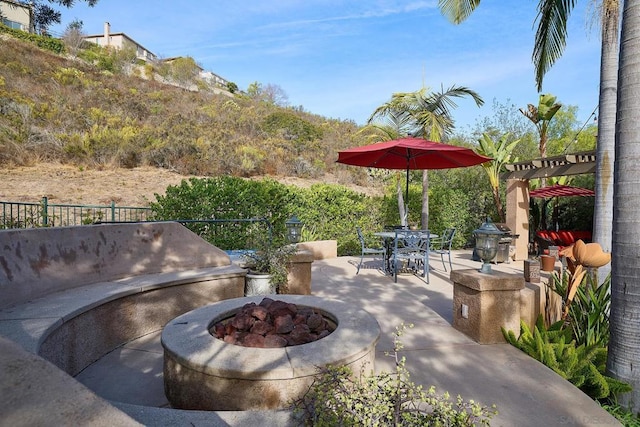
[210,297,335,347]
[162,295,380,411]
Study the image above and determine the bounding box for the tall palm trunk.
[593,0,619,284]
[607,0,640,413]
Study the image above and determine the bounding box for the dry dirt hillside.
[0,164,380,207]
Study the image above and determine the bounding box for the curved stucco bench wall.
[0,222,248,423]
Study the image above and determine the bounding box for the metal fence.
[0,197,153,229]
[0,199,273,251]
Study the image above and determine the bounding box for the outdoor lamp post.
[473,218,502,274]
[285,215,303,244]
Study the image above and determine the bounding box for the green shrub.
[149,177,383,255]
[0,24,65,54]
[151,176,300,249]
[262,111,323,144]
[292,324,497,426]
[502,316,631,401]
[551,271,611,347]
[297,184,384,255]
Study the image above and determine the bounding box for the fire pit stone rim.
[161,295,380,380]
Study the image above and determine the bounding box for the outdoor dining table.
[374,230,437,275]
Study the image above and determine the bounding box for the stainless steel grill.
[494,223,517,263]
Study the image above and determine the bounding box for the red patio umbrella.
[530,184,595,198]
[530,184,595,231]
[336,137,492,202]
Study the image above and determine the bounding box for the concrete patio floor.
[76,250,621,426]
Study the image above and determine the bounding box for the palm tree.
[607,1,640,414]
[476,133,520,222]
[440,0,637,411]
[591,1,619,282]
[439,0,619,279]
[368,86,483,229]
[519,93,562,159]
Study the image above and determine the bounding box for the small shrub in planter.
[243,241,296,294]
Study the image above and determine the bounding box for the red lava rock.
[250,320,273,336]
[289,324,312,345]
[210,298,334,348]
[293,314,307,325]
[250,305,269,321]
[264,334,288,348]
[307,313,323,330]
[231,312,255,330]
[241,333,265,348]
[274,314,294,334]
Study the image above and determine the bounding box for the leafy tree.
[61,19,85,56]
[246,81,289,106]
[476,133,520,222]
[226,81,238,93]
[438,0,619,282]
[32,0,98,35]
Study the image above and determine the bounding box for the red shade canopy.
[336,137,491,170]
[530,184,595,198]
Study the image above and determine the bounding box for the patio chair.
[356,227,386,274]
[430,227,456,271]
[392,229,429,283]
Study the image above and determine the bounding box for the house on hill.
[0,0,33,33]
[83,21,156,62]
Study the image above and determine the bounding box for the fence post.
[111,201,116,222]
[41,196,48,226]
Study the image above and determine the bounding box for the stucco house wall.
[0,0,33,32]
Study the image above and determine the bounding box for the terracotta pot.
[540,255,556,272]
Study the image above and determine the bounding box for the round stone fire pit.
[162,295,380,411]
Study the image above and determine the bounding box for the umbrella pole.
[405,168,410,226]
[405,168,409,206]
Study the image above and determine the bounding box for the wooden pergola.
[502,151,596,260]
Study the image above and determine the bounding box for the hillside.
[0,163,381,206]
[0,30,378,203]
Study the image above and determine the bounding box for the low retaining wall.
[0,222,233,309]
[0,222,250,425]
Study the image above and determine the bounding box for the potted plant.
[243,240,295,296]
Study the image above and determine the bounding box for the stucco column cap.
[450,269,525,291]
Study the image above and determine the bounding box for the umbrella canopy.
[336,137,492,203]
[530,184,595,198]
[337,137,491,170]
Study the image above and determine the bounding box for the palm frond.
[533,0,578,91]
[438,0,481,24]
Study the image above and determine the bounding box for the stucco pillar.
[286,249,314,294]
[506,178,530,261]
[451,269,524,344]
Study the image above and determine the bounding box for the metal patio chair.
[430,227,456,271]
[356,227,386,274]
[392,229,429,283]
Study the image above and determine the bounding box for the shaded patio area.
[78,251,618,426]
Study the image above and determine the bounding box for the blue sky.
[51,1,602,132]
